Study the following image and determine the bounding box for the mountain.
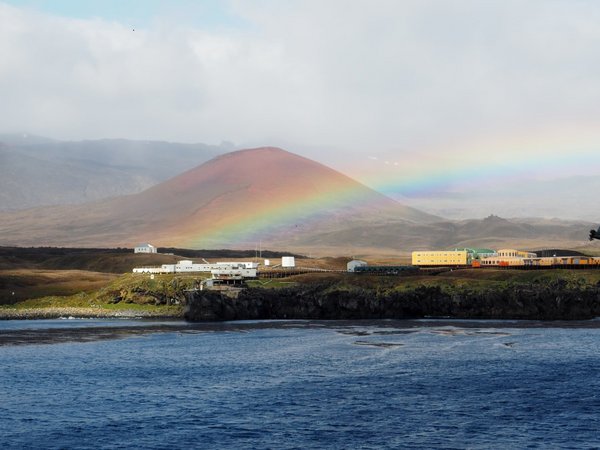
[0,147,594,255]
[0,135,230,211]
[278,214,594,255]
[413,215,593,251]
[396,175,600,223]
[0,147,438,251]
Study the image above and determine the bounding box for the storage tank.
[281,256,296,268]
[264,259,271,266]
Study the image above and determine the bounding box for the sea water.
[1,319,599,449]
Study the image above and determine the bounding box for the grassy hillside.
[0,272,205,315]
[5,266,600,312]
[0,247,303,273]
[3,245,600,318]
[0,270,118,304]
[0,247,180,272]
[290,268,600,291]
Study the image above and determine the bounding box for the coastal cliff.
[184,280,600,321]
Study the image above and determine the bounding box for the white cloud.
[1,0,599,149]
[2,0,600,221]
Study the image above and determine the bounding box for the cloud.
[1,0,600,159]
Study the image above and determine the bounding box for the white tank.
[282,256,296,268]
[264,259,270,266]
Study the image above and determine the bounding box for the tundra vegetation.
[3,247,600,319]
[3,264,600,320]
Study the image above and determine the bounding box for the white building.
[216,261,259,269]
[211,267,257,279]
[134,243,157,254]
[282,256,296,268]
[133,260,258,276]
[347,260,368,272]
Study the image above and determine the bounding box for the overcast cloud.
[1,0,600,219]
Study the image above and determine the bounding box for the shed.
[134,243,157,254]
[347,260,368,272]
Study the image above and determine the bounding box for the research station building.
[134,243,157,254]
[411,250,470,266]
[347,260,368,272]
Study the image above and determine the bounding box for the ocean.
[1,319,599,449]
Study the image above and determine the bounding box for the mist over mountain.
[396,176,600,223]
[0,134,230,211]
[2,2,600,227]
[0,146,594,255]
[0,147,438,251]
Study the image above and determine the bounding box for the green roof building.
[453,248,497,260]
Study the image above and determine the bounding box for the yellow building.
[480,249,537,267]
[411,250,470,266]
[525,256,596,267]
[480,256,525,267]
[496,249,537,258]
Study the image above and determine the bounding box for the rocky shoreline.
[185,281,600,321]
[0,307,182,320]
[5,279,600,322]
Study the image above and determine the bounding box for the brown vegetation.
[0,269,118,304]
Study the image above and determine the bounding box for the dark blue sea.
[1,319,600,449]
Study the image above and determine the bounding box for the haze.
[2,0,599,221]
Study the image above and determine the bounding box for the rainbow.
[175,172,389,249]
[170,126,600,248]
[351,124,600,197]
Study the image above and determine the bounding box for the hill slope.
[1,147,594,254]
[0,135,228,210]
[282,215,595,255]
[0,147,438,250]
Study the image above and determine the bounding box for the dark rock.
[183,282,600,322]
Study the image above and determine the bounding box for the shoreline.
[5,273,600,322]
[0,307,183,320]
[2,318,600,347]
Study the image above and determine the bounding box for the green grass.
[1,271,204,313]
[277,268,600,294]
[3,293,91,309]
[0,292,183,316]
[0,269,119,304]
[5,267,600,314]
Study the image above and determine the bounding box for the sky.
[1,0,600,220]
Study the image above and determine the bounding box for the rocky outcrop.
[184,281,600,322]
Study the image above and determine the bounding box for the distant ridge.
[0,135,228,211]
